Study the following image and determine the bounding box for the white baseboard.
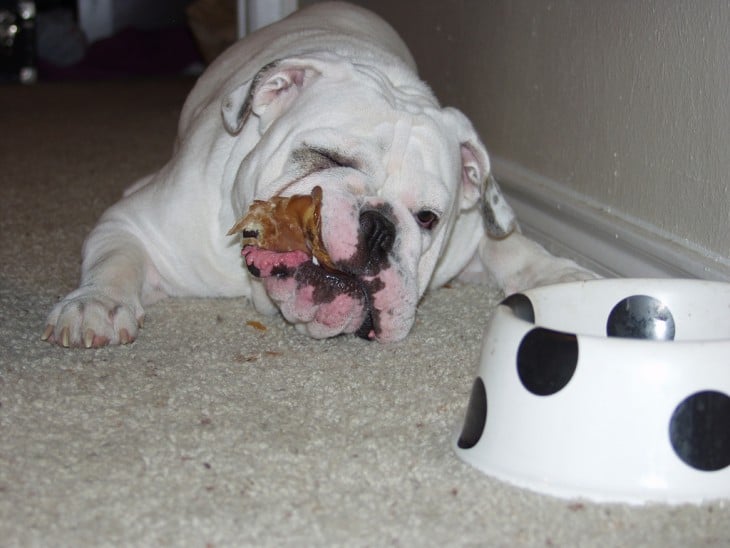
[491,157,730,282]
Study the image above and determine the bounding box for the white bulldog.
[42,1,594,348]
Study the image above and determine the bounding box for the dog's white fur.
[43,2,594,348]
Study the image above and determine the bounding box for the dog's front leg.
[478,231,598,296]
[42,224,156,348]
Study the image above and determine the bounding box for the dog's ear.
[221,59,322,134]
[460,142,517,239]
[447,108,517,239]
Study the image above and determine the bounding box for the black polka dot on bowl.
[500,293,535,323]
[607,295,675,340]
[517,328,579,396]
[669,390,730,471]
[458,377,487,449]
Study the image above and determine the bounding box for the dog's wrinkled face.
[226,57,493,342]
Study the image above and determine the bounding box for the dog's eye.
[311,147,354,170]
[293,146,355,173]
[415,209,439,230]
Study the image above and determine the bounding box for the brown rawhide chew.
[227,186,334,268]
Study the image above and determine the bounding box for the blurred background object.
[2,0,297,82]
[0,1,37,83]
[186,0,236,64]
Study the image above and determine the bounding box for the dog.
[42,1,594,348]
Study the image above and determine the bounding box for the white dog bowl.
[454,278,730,504]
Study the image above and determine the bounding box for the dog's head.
[225,55,515,342]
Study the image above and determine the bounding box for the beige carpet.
[1,79,728,546]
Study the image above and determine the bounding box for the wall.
[338,0,729,279]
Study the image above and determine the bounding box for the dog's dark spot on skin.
[246,262,261,277]
[358,277,384,340]
[291,146,357,173]
[236,59,280,129]
[291,262,384,340]
[295,263,363,304]
[355,310,375,339]
[271,265,292,279]
[481,203,507,238]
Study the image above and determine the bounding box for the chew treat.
[227,186,334,269]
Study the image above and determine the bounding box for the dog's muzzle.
[241,206,398,341]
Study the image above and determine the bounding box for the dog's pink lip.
[241,245,378,340]
[241,246,309,277]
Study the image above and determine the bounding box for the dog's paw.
[41,289,144,348]
[504,260,599,296]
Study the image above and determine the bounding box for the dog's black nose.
[358,209,395,273]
